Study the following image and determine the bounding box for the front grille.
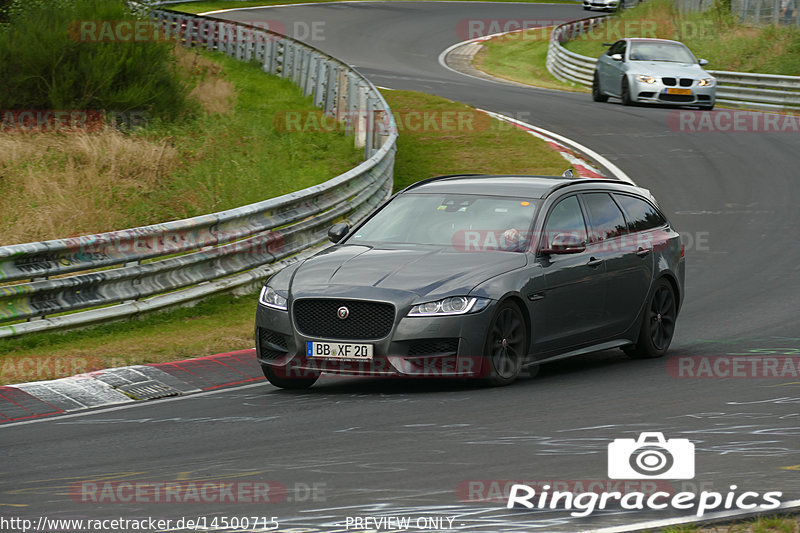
[293,299,395,340]
[408,338,460,357]
[659,94,694,102]
[662,77,676,86]
[638,91,656,98]
[259,328,288,361]
[679,78,693,87]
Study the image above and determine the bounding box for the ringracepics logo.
[506,432,783,517]
[608,432,693,479]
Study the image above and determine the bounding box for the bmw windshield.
[348,193,540,251]
[629,42,696,63]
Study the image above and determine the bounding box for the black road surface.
[2,3,799,532]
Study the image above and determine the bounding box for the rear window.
[614,194,668,232]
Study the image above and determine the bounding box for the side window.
[614,194,667,232]
[581,193,627,243]
[543,196,587,248]
[607,40,626,58]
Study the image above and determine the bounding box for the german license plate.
[666,88,692,95]
[306,341,373,360]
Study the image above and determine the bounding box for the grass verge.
[169,0,577,15]
[0,47,362,244]
[0,88,571,385]
[473,28,590,92]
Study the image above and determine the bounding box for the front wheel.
[592,72,608,102]
[621,77,633,106]
[482,302,527,386]
[625,278,677,359]
[261,364,319,389]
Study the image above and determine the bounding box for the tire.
[261,363,319,389]
[482,301,527,386]
[621,77,633,106]
[625,278,677,359]
[592,72,608,102]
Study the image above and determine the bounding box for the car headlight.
[637,75,657,84]
[698,78,714,87]
[259,285,288,311]
[408,296,490,317]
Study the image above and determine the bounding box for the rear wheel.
[625,278,677,359]
[592,72,608,102]
[261,364,319,389]
[482,302,527,386]
[621,77,633,106]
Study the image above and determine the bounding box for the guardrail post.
[324,61,337,115]
[336,67,348,123]
[364,96,375,158]
[354,83,368,149]
[314,60,326,108]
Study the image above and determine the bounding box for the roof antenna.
[562,169,574,178]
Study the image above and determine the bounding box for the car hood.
[628,61,709,78]
[289,245,526,299]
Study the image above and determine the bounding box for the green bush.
[0,0,190,121]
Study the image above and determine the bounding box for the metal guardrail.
[546,16,800,109]
[0,9,398,338]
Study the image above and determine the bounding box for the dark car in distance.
[255,175,685,389]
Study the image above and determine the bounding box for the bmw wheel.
[592,72,608,102]
[482,302,527,386]
[262,364,319,389]
[621,77,633,106]
[625,278,677,359]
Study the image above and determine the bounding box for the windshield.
[348,193,540,251]
[629,41,696,63]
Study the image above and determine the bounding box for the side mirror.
[698,58,709,66]
[541,233,586,255]
[611,53,623,62]
[327,222,350,243]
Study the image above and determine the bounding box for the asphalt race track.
[2,3,799,532]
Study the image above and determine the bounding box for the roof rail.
[545,178,638,196]
[399,174,569,193]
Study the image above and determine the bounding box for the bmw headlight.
[637,75,657,84]
[698,78,714,87]
[408,296,490,317]
[259,285,288,311]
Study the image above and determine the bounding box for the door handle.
[587,257,603,267]
[636,247,652,257]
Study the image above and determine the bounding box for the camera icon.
[608,432,694,479]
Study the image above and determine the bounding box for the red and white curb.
[0,349,260,424]
[479,109,634,183]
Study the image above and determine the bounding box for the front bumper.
[255,298,496,379]
[583,0,619,8]
[630,77,716,106]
